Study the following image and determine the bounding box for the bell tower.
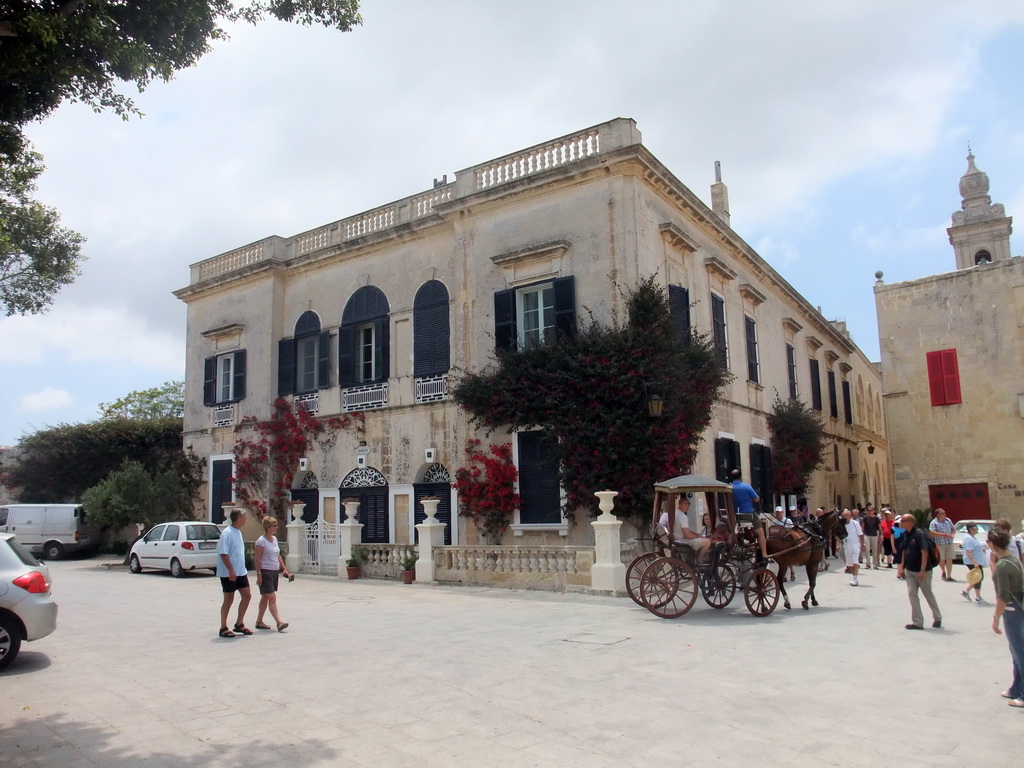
[947,151,1012,270]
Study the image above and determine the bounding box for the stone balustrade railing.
[188,118,642,286]
[433,545,594,592]
[359,543,418,579]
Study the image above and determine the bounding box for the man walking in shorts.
[217,509,253,638]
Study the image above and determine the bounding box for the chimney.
[710,161,730,228]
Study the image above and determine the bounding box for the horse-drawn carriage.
[627,474,782,618]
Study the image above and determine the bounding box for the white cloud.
[20,387,72,413]
[0,304,184,371]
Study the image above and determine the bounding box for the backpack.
[920,529,939,570]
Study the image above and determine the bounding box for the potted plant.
[400,552,417,584]
[345,547,363,580]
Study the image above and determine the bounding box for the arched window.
[339,287,390,387]
[413,280,450,377]
[974,250,992,265]
[278,311,329,396]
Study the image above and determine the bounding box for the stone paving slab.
[1,556,1021,767]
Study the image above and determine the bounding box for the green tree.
[766,396,827,495]
[1,417,185,502]
[99,380,185,420]
[81,454,203,556]
[453,277,729,522]
[0,139,84,315]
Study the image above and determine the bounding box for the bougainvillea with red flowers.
[231,398,363,519]
[452,277,729,523]
[766,395,827,494]
[452,439,520,544]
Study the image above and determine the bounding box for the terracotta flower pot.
[346,566,360,580]
[401,569,414,584]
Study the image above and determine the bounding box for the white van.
[0,504,98,560]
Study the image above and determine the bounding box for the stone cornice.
[659,222,700,254]
[490,240,571,266]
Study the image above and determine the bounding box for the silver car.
[0,533,58,671]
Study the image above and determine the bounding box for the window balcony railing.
[342,383,388,412]
[212,404,235,428]
[294,392,320,416]
[415,375,449,403]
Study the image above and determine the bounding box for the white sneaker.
[850,578,859,586]
[976,597,989,605]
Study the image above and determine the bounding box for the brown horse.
[765,510,840,610]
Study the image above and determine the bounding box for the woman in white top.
[254,516,291,632]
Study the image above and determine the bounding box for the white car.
[951,519,995,563]
[0,533,58,671]
[129,521,223,577]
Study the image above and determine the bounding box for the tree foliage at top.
[1,417,185,502]
[453,276,730,521]
[0,0,361,314]
[0,139,84,314]
[0,1,363,131]
[99,380,184,420]
[766,396,827,494]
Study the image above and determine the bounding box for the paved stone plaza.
[2,556,1021,767]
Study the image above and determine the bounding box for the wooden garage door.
[928,483,990,522]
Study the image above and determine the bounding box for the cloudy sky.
[2,0,1023,446]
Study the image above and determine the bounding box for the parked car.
[0,503,98,560]
[952,519,995,563]
[129,521,223,577]
[0,533,58,671]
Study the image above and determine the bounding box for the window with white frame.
[519,282,555,349]
[358,323,375,382]
[296,334,320,393]
[203,350,246,406]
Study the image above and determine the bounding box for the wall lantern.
[644,383,664,418]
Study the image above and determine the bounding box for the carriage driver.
[730,469,771,563]
[658,495,712,563]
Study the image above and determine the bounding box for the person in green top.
[988,528,1024,707]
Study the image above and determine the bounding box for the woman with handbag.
[989,528,1024,707]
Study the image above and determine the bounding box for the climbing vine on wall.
[452,439,520,544]
[231,398,363,518]
[453,276,729,522]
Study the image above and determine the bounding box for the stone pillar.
[590,490,626,595]
[339,499,364,577]
[415,497,445,583]
[285,502,305,575]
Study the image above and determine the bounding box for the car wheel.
[0,613,22,671]
[170,558,185,578]
[129,554,142,574]
[43,542,64,561]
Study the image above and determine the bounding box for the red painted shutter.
[926,351,945,406]
[940,349,961,405]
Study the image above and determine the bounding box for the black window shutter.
[317,330,331,390]
[668,284,691,341]
[517,432,561,524]
[745,316,758,383]
[494,289,516,352]
[277,339,296,397]
[413,305,430,376]
[375,316,390,382]
[714,438,730,483]
[730,440,742,476]
[827,370,838,419]
[431,300,450,374]
[749,444,762,498]
[210,459,233,524]
[553,276,576,339]
[809,359,822,411]
[762,447,773,503]
[338,325,355,388]
[842,379,853,424]
[203,357,216,406]
[232,350,246,402]
[711,294,728,367]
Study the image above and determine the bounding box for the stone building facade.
[874,153,1022,520]
[175,118,889,545]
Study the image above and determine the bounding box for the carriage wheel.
[626,552,660,606]
[702,563,737,609]
[640,557,697,619]
[744,567,780,617]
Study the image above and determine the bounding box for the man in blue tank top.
[730,469,770,562]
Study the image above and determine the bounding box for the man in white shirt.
[216,509,252,637]
[659,496,711,563]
